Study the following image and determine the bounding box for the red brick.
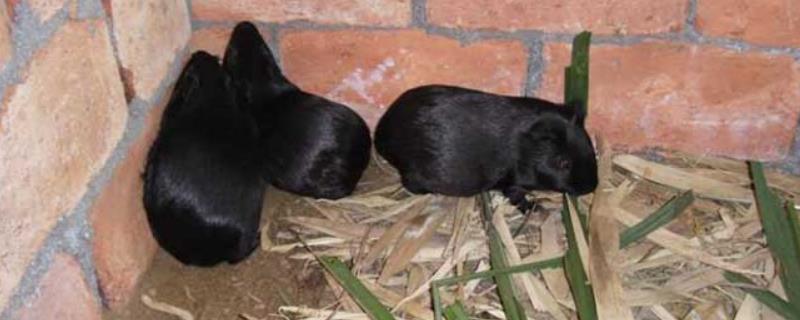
[5,0,66,22]
[109,0,190,100]
[14,254,102,320]
[0,1,10,70]
[192,0,410,27]
[427,0,686,34]
[190,26,271,57]
[538,42,800,160]
[90,103,164,309]
[27,0,65,21]
[281,30,528,130]
[697,0,800,47]
[0,19,127,308]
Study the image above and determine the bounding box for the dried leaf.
[279,306,369,320]
[614,155,752,203]
[492,206,567,319]
[649,305,678,320]
[360,197,431,268]
[141,294,194,320]
[614,206,759,275]
[362,195,432,223]
[363,281,435,320]
[321,195,399,208]
[285,216,372,240]
[394,240,483,312]
[379,207,449,282]
[445,197,476,258]
[407,264,430,301]
[733,294,760,320]
[587,153,634,320]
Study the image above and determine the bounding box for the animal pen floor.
[104,189,330,320]
[106,154,800,320]
[105,162,396,320]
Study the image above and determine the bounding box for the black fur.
[223,21,371,199]
[374,85,598,211]
[142,51,265,266]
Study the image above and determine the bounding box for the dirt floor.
[105,153,800,319]
[105,163,393,320]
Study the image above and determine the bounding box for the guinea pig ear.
[223,21,279,75]
[224,22,260,73]
[173,51,214,99]
[567,101,587,127]
[223,21,290,97]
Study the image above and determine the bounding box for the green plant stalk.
[787,202,800,265]
[443,301,470,320]
[431,257,562,320]
[749,162,800,308]
[561,30,597,320]
[434,257,562,287]
[480,192,524,320]
[563,32,591,236]
[317,256,395,320]
[433,283,443,320]
[564,32,591,237]
[562,196,598,320]
[564,31,592,114]
[724,271,800,319]
[568,195,589,236]
[619,190,695,248]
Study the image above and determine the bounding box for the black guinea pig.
[222,21,371,199]
[142,51,265,266]
[374,85,598,212]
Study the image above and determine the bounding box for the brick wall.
[0,0,189,317]
[1,0,799,317]
[189,0,800,161]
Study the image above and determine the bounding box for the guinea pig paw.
[502,187,532,212]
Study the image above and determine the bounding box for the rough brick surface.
[90,103,164,309]
[538,42,800,160]
[192,0,410,27]
[0,1,10,70]
[109,0,190,100]
[0,20,127,308]
[14,254,102,320]
[697,0,800,47]
[428,0,686,34]
[190,26,271,57]
[26,0,65,21]
[281,30,528,130]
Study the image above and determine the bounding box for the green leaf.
[431,257,562,320]
[317,256,395,320]
[619,190,694,248]
[434,257,562,287]
[749,161,800,307]
[480,192,524,320]
[564,32,591,237]
[443,301,470,320]
[564,31,592,114]
[787,202,800,265]
[724,271,800,319]
[567,195,589,236]
[562,195,598,320]
[561,31,597,320]
[432,283,444,320]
